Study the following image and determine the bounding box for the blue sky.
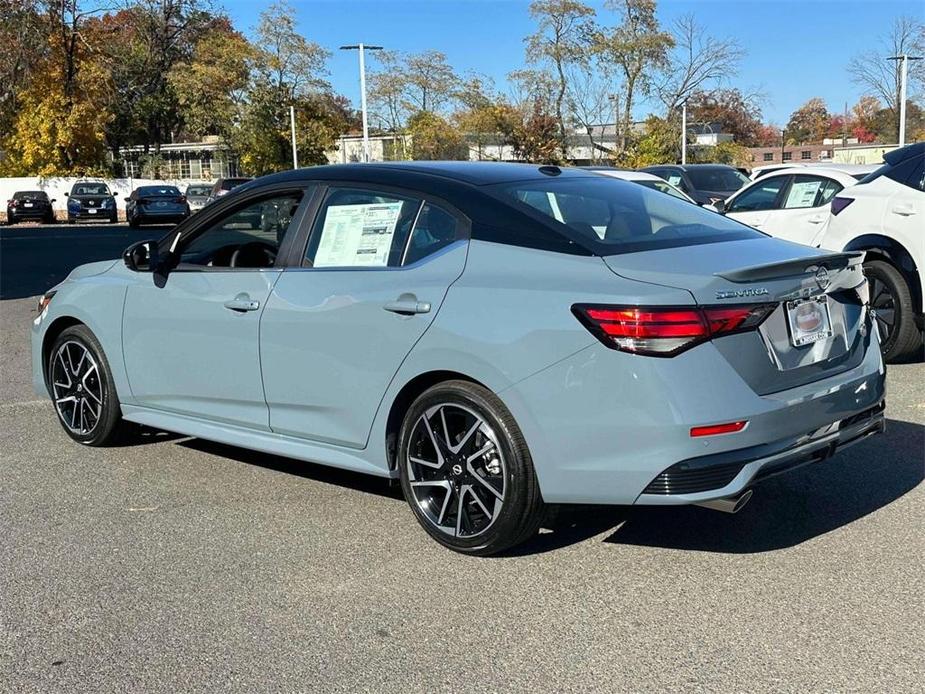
[221,0,922,125]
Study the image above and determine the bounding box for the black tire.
[44,214,55,224]
[46,324,124,446]
[67,217,75,225]
[397,380,545,556]
[110,213,118,224]
[128,216,140,228]
[865,259,922,363]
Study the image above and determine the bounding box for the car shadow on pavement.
[506,419,923,556]
[165,419,921,556]
[178,438,404,500]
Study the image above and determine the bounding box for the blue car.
[32,163,885,555]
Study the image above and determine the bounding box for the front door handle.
[224,294,260,312]
[891,204,916,216]
[384,294,431,315]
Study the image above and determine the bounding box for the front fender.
[32,270,134,402]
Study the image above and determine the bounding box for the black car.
[639,164,750,205]
[207,177,253,204]
[65,181,119,223]
[126,185,190,227]
[6,191,56,224]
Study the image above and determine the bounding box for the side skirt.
[121,404,395,478]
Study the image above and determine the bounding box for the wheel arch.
[41,316,86,388]
[845,234,922,315]
[384,370,485,471]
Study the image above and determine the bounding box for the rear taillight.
[9,199,18,207]
[177,195,186,204]
[573,303,776,357]
[830,197,854,216]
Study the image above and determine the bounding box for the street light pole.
[888,54,923,146]
[681,101,687,165]
[289,105,298,169]
[340,43,383,162]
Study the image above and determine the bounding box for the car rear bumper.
[501,318,886,505]
[636,401,884,504]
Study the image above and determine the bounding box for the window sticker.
[784,180,822,208]
[314,202,403,267]
[667,174,683,186]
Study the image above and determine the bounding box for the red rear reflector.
[690,421,747,437]
[573,303,776,357]
[830,197,854,216]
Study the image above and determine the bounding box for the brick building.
[747,144,834,166]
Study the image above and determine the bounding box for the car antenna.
[538,165,561,176]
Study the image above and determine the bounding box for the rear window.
[499,177,763,255]
[859,155,925,191]
[137,186,180,197]
[13,191,48,200]
[186,185,212,196]
[685,167,749,192]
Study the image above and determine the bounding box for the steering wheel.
[229,241,277,268]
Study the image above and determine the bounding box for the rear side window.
[861,155,925,191]
[727,177,787,212]
[685,167,750,192]
[781,175,843,209]
[499,177,762,255]
[403,203,463,265]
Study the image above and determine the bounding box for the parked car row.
[4,178,253,226]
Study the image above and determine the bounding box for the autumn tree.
[0,1,49,137]
[525,0,596,157]
[785,98,831,144]
[687,88,764,145]
[169,23,255,140]
[593,0,673,149]
[0,1,112,175]
[656,14,744,113]
[847,16,925,142]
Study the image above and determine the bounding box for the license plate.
[786,296,832,347]
[87,208,97,214]
[23,202,33,207]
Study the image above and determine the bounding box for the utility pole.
[289,105,298,169]
[341,43,384,162]
[887,54,923,146]
[681,101,687,165]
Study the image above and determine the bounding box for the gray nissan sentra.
[31,162,885,555]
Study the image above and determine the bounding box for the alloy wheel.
[51,340,103,435]
[406,403,506,538]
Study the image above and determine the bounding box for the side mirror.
[703,200,726,214]
[63,192,69,197]
[51,198,57,203]
[123,240,157,272]
[112,193,120,198]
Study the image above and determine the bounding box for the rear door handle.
[808,214,826,224]
[384,295,431,315]
[223,294,260,312]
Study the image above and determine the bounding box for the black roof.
[255,161,599,188]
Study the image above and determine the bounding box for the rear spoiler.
[715,251,864,283]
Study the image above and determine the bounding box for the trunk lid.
[603,237,871,394]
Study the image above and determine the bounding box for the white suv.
[815,142,924,362]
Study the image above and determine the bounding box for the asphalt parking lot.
[1,224,923,692]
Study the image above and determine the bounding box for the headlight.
[37,290,57,313]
